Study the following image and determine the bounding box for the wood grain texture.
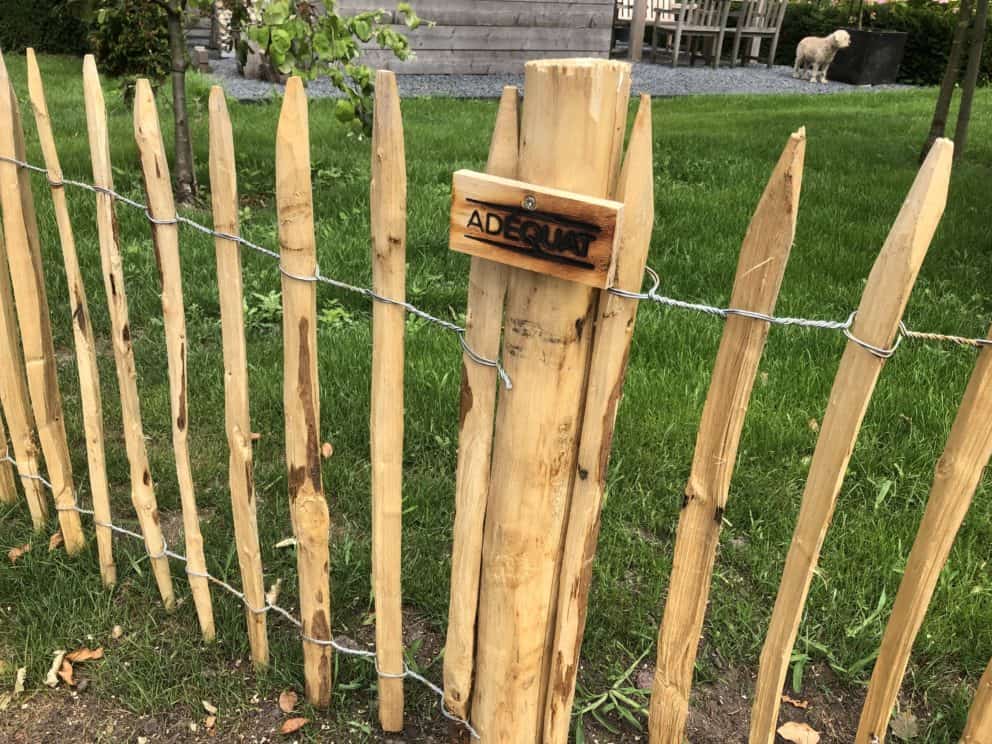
[450,170,623,288]
[0,217,46,525]
[82,55,175,609]
[855,324,992,743]
[0,51,84,553]
[443,84,518,721]
[0,407,17,504]
[370,69,406,732]
[471,58,631,743]
[277,77,333,707]
[542,93,656,744]
[649,129,806,744]
[134,79,215,640]
[962,658,992,744]
[26,49,117,586]
[749,138,954,744]
[208,86,269,667]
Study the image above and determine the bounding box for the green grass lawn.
[0,53,991,742]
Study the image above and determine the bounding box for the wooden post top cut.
[449,170,624,289]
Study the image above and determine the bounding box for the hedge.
[0,0,91,56]
[776,0,992,86]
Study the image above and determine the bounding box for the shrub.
[0,0,91,55]
[89,0,171,83]
[776,0,992,86]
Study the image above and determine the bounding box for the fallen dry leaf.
[48,531,64,552]
[891,710,920,741]
[280,717,309,735]
[111,625,124,640]
[7,543,30,563]
[321,442,333,458]
[278,689,298,714]
[782,693,810,710]
[202,699,218,715]
[0,693,11,711]
[66,647,104,663]
[777,721,821,744]
[808,418,820,433]
[13,667,25,695]
[266,578,283,607]
[58,659,75,687]
[45,651,66,687]
[274,537,297,549]
[205,715,216,729]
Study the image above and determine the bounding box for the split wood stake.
[370,70,406,732]
[962,658,992,743]
[26,49,117,586]
[0,52,84,553]
[648,128,806,744]
[208,86,269,667]
[855,322,992,743]
[442,84,518,721]
[543,93,656,744]
[133,79,215,640]
[82,55,175,608]
[0,410,17,503]
[277,77,332,707]
[748,138,954,744]
[0,225,46,525]
[471,59,631,743]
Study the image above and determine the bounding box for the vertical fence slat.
[208,86,269,667]
[471,59,631,742]
[749,138,955,744]
[133,78,215,641]
[963,658,992,743]
[370,69,406,732]
[0,226,46,525]
[0,52,84,552]
[81,56,175,609]
[543,93,656,744]
[25,49,117,586]
[0,409,17,503]
[648,128,806,744]
[443,84,518,721]
[277,77,332,707]
[855,323,992,743]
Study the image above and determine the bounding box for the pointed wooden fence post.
[208,86,269,667]
[962,658,992,743]
[26,49,117,587]
[471,59,632,742]
[277,77,333,708]
[749,138,955,744]
[0,227,47,526]
[82,55,175,609]
[855,322,992,743]
[370,69,406,733]
[0,52,84,553]
[443,84,518,722]
[0,411,17,503]
[543,93,656,744]
[647,128,806,744]
[133,78,215,641]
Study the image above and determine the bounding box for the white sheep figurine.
[793,30,852,84]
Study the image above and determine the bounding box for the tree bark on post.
[920,0,972,162]
[953,0,990,161]
[631,0,648,61]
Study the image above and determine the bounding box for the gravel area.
[208,55,910,101]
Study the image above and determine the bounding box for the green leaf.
[334,99,356,123]
[352,19,372,42]
[263,0,290,25]
[313,31,332,58]
[269,27,292,57]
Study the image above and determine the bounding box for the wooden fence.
[0,51,991,744]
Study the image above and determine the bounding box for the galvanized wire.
[0,451,479,739]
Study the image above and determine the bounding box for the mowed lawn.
[1,53,991,741]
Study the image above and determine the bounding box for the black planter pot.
[828,27,908,85]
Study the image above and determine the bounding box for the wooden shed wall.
[337,0,616,74]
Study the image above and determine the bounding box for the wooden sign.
[449,170,624,288]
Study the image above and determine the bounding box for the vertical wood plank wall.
[337,0,615,74]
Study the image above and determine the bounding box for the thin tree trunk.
[921,0,973,162]
[166,1,197,203]
[954,0,990,161]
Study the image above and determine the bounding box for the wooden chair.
[730,0,789,68]
[652,0,733,68]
